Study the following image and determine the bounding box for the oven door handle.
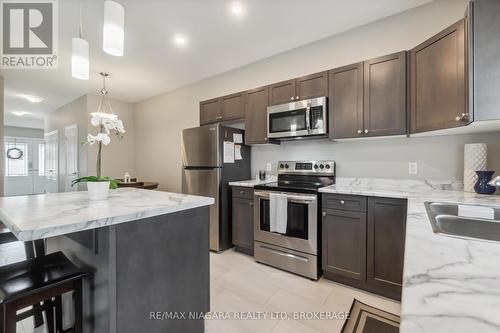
[254,191,317,204]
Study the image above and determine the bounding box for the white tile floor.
[207,249,401,333]
[1,243,400,333]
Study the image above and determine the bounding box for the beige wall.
[45,95,88,192]
[133,0,475,192]
[87,95,136,179]
[0,75,4,196]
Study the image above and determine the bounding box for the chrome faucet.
[488,176,500,187]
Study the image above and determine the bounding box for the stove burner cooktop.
[254,160,336,194]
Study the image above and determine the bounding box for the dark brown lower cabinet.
[366,197,407,299]
[322,208,366,281]
[232,189,254,255]
[322,194,407,300]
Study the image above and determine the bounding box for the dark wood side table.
[116,178,159,190]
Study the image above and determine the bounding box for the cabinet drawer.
[322,194,367,212]
[232,186,254,200]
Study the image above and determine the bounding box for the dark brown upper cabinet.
[268,79,296,106]
[295,71,329,101]
[245,86,270,144]
[268,71,328,105]
[410,19,469,133]
[221,92,245,121]
[364,52,407,137]
[200,98,222,125]
[200,92,245,125]
[329,62,364,139]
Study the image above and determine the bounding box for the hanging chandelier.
[91,72,117,120]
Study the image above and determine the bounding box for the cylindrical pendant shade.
[71,37,89,80]
[103,0,124,56]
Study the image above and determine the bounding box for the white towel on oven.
[269,193,288,234]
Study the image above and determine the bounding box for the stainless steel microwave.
[267,97,327,140]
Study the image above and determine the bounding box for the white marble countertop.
[319,177,500,332]
[229,176,277,188]
[0,188,214,242]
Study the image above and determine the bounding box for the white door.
[4,138,33,196]
[4,137,46,196]
[33,140,46,194]
[65,125,78,192]
[45,130,59,193]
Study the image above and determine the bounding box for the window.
[38,143,45,176]
[5,143,29,177]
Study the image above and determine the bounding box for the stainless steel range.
[253,160,335,280]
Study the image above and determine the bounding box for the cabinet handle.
[357,129,362,135]
[239,191,245,194]
[339,200,345,205]
[322,211,326,217]
[364,129,369,134]
[455,113,469,122]
[249,202,254,207]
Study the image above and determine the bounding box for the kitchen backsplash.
[250,132,500,182]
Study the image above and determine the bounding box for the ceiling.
[1,0,433,122]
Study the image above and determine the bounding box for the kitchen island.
[0,188,214,333]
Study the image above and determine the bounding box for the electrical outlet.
[266,163,272,172]
[409,162,418,175]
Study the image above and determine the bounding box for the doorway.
[44,130,59,193]
[4,137,46,196]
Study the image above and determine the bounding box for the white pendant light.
[103,0,125,56]
[72,37,89,80]
[72,3,89,80]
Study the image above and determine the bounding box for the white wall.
[252,133,500,181]
[5,126,44,138]
[133,0,479,192]
[0,75,4,196]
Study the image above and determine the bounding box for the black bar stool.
[0,251,88,333]
[0,222,46,328]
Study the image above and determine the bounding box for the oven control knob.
[325,164,331,169]
[319,164,324,169]
[285,164,289,169]
[314,164,319,169]
[279,164,284,169]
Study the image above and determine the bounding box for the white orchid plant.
[71,112,126,189]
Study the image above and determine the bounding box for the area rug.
[341,299,400,333]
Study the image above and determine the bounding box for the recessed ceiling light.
[173,34,188,48]
[11,111,32,117]
[17,94,44,103]
[231,1,244,16]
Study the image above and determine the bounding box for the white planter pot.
[87,181,110,200]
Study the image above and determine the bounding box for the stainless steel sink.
[425,202,500,242]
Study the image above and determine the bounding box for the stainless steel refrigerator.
[181,124,251,251]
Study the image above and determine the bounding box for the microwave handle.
[306,104,311,132]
